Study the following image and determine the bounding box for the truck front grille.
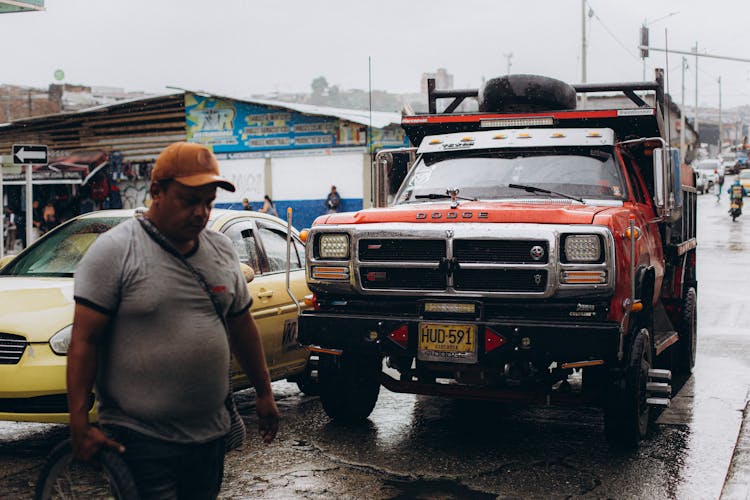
[360,267,445,290]
[359,239,445,261]
[454,269,548,292]
[454,240,548,263]
[354,237,552,295]
[0,333,27,365]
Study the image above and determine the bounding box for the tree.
[311,76,329,97]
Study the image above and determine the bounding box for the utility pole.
[680,57,687,162]
[693,43,699,134]
[581,0,587,84]
[718,76,722,155]
[581,0,587,108]
[503,52,513,75]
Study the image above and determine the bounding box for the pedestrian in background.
[325,185,341,214]
[259,195,278,217]
[716,169,725,202]
[42,201,57,233]
[241,198,253,211]
[3,207,16,253]
[67,141,279,499]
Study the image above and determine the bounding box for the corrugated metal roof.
[1,89,402,129]
[242,97,402,128]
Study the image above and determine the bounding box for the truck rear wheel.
[677,287,697,374]
[318,350,381,422]
[604,328,652,448]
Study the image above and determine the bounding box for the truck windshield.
[395,146,627,204]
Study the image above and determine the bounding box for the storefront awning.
[2,150,108,185]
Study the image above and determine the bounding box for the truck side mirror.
[653,148,666,211]
[653,147,681,219]
[373,148,416,208]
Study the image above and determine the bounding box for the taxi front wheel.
[318,350,381,422]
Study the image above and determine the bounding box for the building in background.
[0,91,407,230]
[420,68,454,95]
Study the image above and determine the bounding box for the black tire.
[294,354,320,396]
[677,287,697,374]
[318,350,381,422]
[479,74,577,113]
[604,328,652,449]
[35,439,138,500]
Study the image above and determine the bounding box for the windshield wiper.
[413,193,476,201]
[507,184,584,204]
[414,189,477,208]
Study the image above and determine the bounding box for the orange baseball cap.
[152,142,235,192]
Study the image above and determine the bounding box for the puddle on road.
[384,477,496,500]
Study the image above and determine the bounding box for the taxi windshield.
[0,217,125,277]
[395,146,626,204]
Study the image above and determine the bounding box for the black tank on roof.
[479,75,577,113]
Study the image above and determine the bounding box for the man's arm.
[67,303,124,460]
[226,311,279,443]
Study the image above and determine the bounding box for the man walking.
[67,142,279,499]
[325,185,341,214]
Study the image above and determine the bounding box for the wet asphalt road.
[1,189,749,499]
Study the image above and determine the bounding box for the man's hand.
[70,424,125,461]
[256,393,279,443]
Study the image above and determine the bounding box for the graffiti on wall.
[119,180,150,209]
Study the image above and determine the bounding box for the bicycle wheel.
[35,439,139,500]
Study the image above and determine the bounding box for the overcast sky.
[3,0,749,108]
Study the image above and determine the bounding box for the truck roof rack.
[405,70,667,147]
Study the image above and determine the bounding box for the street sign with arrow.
[12,144,48,165]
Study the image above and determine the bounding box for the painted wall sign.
[186,93,370,153]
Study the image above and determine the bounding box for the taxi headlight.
[319,234,350,259]
[49,325,72,355]
[563,235,602,263]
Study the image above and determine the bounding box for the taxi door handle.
[257,290,274,298]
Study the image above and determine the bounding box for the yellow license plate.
[418,323,475,353]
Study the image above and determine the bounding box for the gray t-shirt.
[74,217,252,444]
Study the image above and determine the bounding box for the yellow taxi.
[739,169,750,193]
[0,209,314,423]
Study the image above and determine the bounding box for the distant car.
[0,209,314,423]
[739,169,750,193]
[722,159,739,175]
[692,159,722,193]
[720,153,740,175]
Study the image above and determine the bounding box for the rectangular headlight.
[564,235,601,262]
[319,234,350,259]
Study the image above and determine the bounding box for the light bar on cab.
[481,117,554,128]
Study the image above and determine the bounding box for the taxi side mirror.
[0,255,14,271]
[239,263,255,284]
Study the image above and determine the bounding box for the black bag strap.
[135,214,227,330]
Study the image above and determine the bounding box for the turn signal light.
[561,270,607,284]
[624,226,641,239]
[484,327,508,353]
[388,325,409,348]
[299,229,309,242]
[312,266,349,280]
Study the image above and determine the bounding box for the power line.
[587,3,640,62]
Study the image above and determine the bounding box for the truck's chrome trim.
[307,223,616,299]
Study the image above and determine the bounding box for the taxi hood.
[315,201,617,226]
[0,277,74,342]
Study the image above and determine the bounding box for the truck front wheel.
[604,328,652,448]
[318,350,381,422]
[677,287,697,374]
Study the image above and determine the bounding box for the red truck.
[299,71,697,448]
